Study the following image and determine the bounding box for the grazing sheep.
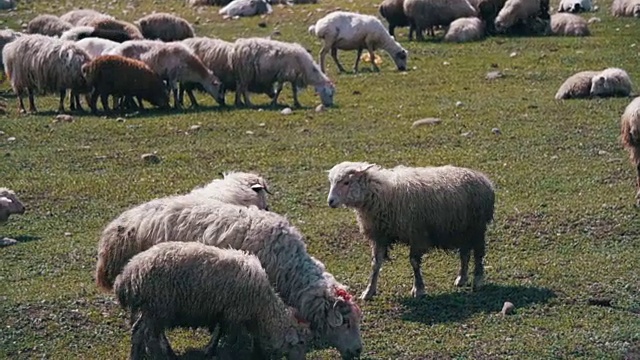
[0,188,25,224]
[468,0,507,34]
[81,55,170,114]
[444,16,485,42]
[134,13,195,42]
[591,67,633,98]
[379,0,412,39]
[77,17,144,40]
[26,15,73,37]
[494,0,542,32]
[230,37,335,108]
[75,37,120,58]
[59,9,113,25]
[326,162,495,300]
[97,201,363,359]
[554,70,599,99]
[612,0,640,17]
[403,0,477,40]
[620,97,640,205]
[60,26,135,43]
[309,11,408,73]
[114,242,311,360]
[550,13,590,36]
[558,0,592,12]
[219,0,273,17]
[2,34,91,113]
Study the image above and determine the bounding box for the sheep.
[558,0,592,12]
[403,0,477,40]
[495,0,543,33]
[590,67,633,98]
[620,97,640,205]
[219,0,273,17]
[554,70,599,99]
[60,26,135,43]
[26,15,73,37]
[81,55,170,114]
[179,37,276,107]
[188,171,272,211]
[0,188,25,224]
[114,241,311,359]
[612,0,640,17]
[309,11,408,74]
[444,16,486,42]
[230,37,335,108]
[59,9,113,25]
[74,37,120,58]
[134,13,195,42]
[550,13,590,36]
[97,201,364,359]
[77,16,144,40]
[2,34,91,114]
[188,0,233,6]
[0,30,21,77]
[326,162,495,300]
[378,0,412,39]
[468,0,507,34]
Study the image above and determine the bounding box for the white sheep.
[326,162,495,300]
[59,9,113,25]
[558,0,592,12]
[2,34,91,113]
[494,0,541,32]
[230,37,335,108]
[134,13,195,42]
[219,0,273,17]
[612,0,640,17]
[554,70,599,99]
[96,202,364,359]
[550,13,590,36]
[74,37,120,58]
[0,29,21,77]
[308,11,408,73]
[444,16,486,42]
[114,242,311,359]
[591,67,633,98]
[403,0,477,40]
[26,14,73,37]
[619,97,640,205]
[0,188,25,224]
[60,26,135,43]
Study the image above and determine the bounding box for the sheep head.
[322,287,363,360]
[327,162,379,209]
[392,49,408,71]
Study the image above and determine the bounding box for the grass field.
[1,0,640,359]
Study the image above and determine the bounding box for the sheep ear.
[327,305,344,328]
[353,164,377,176]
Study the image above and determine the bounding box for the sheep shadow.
[398,284,556,325]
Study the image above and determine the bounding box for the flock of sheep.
[2,0,640,358]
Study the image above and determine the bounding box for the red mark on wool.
[334,287,362,316]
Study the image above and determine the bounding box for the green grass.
[1,0,640,359]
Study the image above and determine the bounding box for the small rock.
[270,30,281,37]
[64,232,72,237]
[116,117,125,122]
[411,118,442,128]
[246,130,254,135]
[352,90,361,95]
[455,101,464,107]
[443,61,450,66]
[550,155,559,160]
[189,125,201,131]
[0,237,18,247]
[461,131,473,137]
[486,71,504,80]
[315,104,325,113]
[54,114,73,123]
[492,127,501,135]
[7,136,15,142]
[281,107,293,115]
[491,63,499,68]
[0,131,4,135]
[510,52,518,58]
[257,108,264,112]
[141,153,160,164]
[588,17,601,24]
[95,155,107,160]
[598,150,608,155]
[501,301,515,315]
[258,123,266,127]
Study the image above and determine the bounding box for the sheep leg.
[409,249,426,298]
[27,88,37,113]
[389,24,395,37]
[16,92,26,114]
[331,47,347,73]
[57,90,66,113]
[472,239,486,290]
[184,87,200,108]
[360,244,388,300]
[89,91,99,114]
[74,92,84,112]
[353,47,363,73]
[204,323,225,358]
[136,96,145,111]
[129,314,146,360]
[100,93,111,114]
[319,46,329,73]
[368,48,380,72]
[454,247,471,287]
[291,82,301,108]
[69,90,76,111]
[271,82,283,108]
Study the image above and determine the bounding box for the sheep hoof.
[411,287,426,298]
[472,275,484,290]
[454,275,468,287]
[360,288,376,300]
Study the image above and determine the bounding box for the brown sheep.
[620,97,640,206]
[469,0,507,34]
[379,0,413,39]
[81,55,170,114]
[78,17,144,40]
[134,13,195,42]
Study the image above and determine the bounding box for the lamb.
[77,16,144,40]
[620,97,640,206]
[403,0,477,40]
[60,26,136,43]
[444,16,486,42]
[308,11,408,73]
[326,162,495,300]
[494,0,542,32]
[179,37,276,107]
[26,14,73,37]
[134,13,195,42]
[554,70,599,99]
[550,13,590,36]
[558,0,592,12]
[219,0,273,18]
[114,242,311,359]
[74,37,120,58]
[59,9,113,25]
[2,34,91,114]
[0,188,25,224]
[97,201,363,359]
[230,37,335,108]
[379,0,412,38]
[81,55,170,114]
[590,67,633,98]
[612,0,640,17]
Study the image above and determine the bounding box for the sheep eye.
[343,181,350,186]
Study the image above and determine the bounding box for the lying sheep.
[612,0,640,17]
[60,26,135,43]
[219,0,273,17]
[309,11,408,73]
[591,68,633,98]
[2,34,91,113]
[81,55,170,114]
[620,97,640,205]
[189,0,233,6]
[230,37,335,108]
[59,9,113,25]
[444,16,485,42]
[134,13,195,42]
[0,188,25,224]
[379,0,412,39]
[114,242,311,359]
[327,162,495,300]
[75,38,120,58]
[77,16,144,40]
[558,0,592,12]
[403,0,477,40]
[554,70,600,99]
[550,13,590,36]
[26,14,73,37]
[97,201,363,359]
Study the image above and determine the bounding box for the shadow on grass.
[399,284,556,325]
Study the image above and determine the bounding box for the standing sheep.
[612,0,640,17]
[403,0,477,40]
[590,67,633,98]
[114,242,311,359]
[550,13,590,36]
[326,162,495,300]
[444,16,486,42]
[59,9,113,25]
[134,13,195,42]
[378,0,412,38]
[26,14,73,37]
[620,97,640,206]
[2,34,91,113]
[468,0,507,34]
[230,37,335,108]
[554,70,599,99]
[309,11,408,73]
[558,0,592,12]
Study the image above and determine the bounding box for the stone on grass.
[281,107,293,115]
[411,118,442,128]
[501,301,515,315]
[141,153,160,164]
